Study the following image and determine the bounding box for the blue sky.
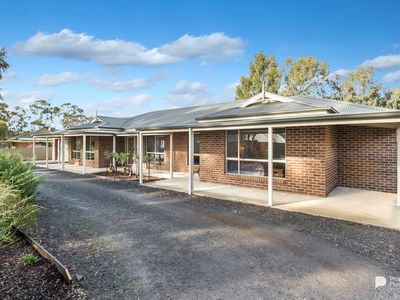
[1,0,400,120]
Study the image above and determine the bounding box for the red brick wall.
[198,126,340,197]
[338,125,397,193]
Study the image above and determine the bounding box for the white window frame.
[72,137,81,160]
[225,129,286,178]
[146,135,165,163]
[85,136,95,161]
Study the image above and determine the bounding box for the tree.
[384,88,400,109]
[330,67,383,106]
[282,57,329,97]
[0,48,10,121]
[0,99,9,122]
[8,106,29,135]
[29,99,60,129]
[236,52,283,99]
[0,120,9,142]
[0,48,9,81]
[59,102,90,129]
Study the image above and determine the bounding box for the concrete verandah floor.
[36,163,400,231]
[145,172,400,231]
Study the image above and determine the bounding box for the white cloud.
[329,69,351,80]
[168,80,211,106]
[383,70,400,83]
[36,71,80,87]
[83,94,151,117]
[12,29,245,66]
[360,54,400,70]
[218,81,238,100]
[88,77,150,92]
[2,90,53,104]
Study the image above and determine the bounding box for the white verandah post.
[82,134,86,174]
[61,134,65,171]
[188,128,194,195]
[112,135,116,168]
[32,136,36,165]
[268,127,273,206]
[397,128,400,206]
[170,133,173,179]
[45,137,49,168]
[138,132,143,184]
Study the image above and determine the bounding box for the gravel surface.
[27,168,400,299]
[0,239,84,299]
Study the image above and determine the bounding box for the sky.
[1,0,400,121]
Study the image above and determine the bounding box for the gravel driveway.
[29,169,400,299]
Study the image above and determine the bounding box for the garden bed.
[95,171,163,183]
[0,240,84,299]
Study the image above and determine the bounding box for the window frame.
[145,135,165,163]
[225,129,286,178]
[72,137,81,160]
[85,136,95,161]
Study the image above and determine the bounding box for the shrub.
[20,253,39,266]
[0,183,39,243]
[0,152,40,243]
[0,152,41,199]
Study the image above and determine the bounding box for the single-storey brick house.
[34,92,400,206]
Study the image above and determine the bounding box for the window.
[146,136,165,163]
[85,136,95,160]
[226,129,286,178]
[72,137,81,160]
[187,134,200,165]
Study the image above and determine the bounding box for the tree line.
[0,49,90,140]
[236,51,400,109]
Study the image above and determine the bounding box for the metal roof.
[58,93,400,132]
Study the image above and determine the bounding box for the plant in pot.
[143,154,153,179]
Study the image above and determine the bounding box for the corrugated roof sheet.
[65,95,400,131]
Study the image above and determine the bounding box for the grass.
[20,253,39,266]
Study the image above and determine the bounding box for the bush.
[0,152,40,243]
[0,184,39,243]
[20,253,39,266]
[0,152,41,199]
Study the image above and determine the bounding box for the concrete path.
[31,169,399,299]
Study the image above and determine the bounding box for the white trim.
[193,118,400,132]
[198,109,332,123]
[112,135,116,167]
[268,127,273,206]
[170,133,173,179]
[60,135,65,171]
[239,91,295,107]
[45,137,49,168]
[397,129,400,206]
[188,128,194,195]
[82,134,86,174]
[139,132,143,184]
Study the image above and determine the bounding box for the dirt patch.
[0,240,84,299]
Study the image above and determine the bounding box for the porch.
[144,173,400,231]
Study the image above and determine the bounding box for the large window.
[85,136,95,160]
[72,137,81,160]
[146,135,165,163]
[226,129,286,178]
